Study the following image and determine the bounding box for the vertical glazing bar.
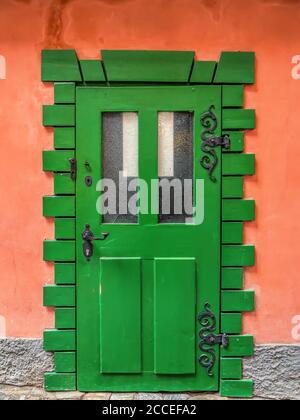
[138,111,158,225]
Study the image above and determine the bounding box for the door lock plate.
[82,224,109,261]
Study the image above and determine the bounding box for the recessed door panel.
[154,258,196,375]
[100,258,141,374]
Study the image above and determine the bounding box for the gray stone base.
[0,339,299,400]
[244,344,300,400]
[0,339,53,387]
[0,386,232,401]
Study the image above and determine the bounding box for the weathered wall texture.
[0,0,300,344]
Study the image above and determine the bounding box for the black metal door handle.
[82,224,109,261]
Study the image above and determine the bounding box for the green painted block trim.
[55,263,75,285]
[221,313,242,334]
[54,83,76,104]
[222,132,244,153]
[222,177,244,199]
[223,154,255,176]
[44,372,76,391]
[80,60,106,82]
[43,196,75,217]
[44,330,76,352]
[220,379,253,398]
[222,222,243,244]
[43,285,75,307]
[42,50,82,82]
[222,109,256,130]
[102,50,194,82]
[42,49,257,395]
[222,245,255,267]
[43,105,75,127]
[222,199,255,221]
[214,52,255,84]
[55,218,75,240]
[221,268,243,289]
[223,85,244,107]
[43,150,74,172]
[220,358,242,379]
[54,174,75,195]
[54,128,75,149]
[55,308,76,329]
[190,61,217,83]
[222,290,255,312]
[221,335,254,357]
[54,352,76,373]
[43,240,76,262]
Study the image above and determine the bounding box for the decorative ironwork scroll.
[198,302,229,376]
[200,105,231,182]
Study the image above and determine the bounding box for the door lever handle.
[82,224,109,261]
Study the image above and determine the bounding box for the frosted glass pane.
[123,112,138,177]
[102,112,138,224]
[158,112,174,177]
[158,112,194,224]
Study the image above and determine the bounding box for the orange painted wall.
[0,0,299,343]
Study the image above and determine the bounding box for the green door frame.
[42,50,256,398]
[76,85,221,392]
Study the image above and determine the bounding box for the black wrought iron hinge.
[200,105,231,182]
[198,303,229,376]
[69,158,77,181]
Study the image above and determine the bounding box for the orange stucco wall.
[0,0,299,343]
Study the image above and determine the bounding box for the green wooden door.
[76,86,222,392]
